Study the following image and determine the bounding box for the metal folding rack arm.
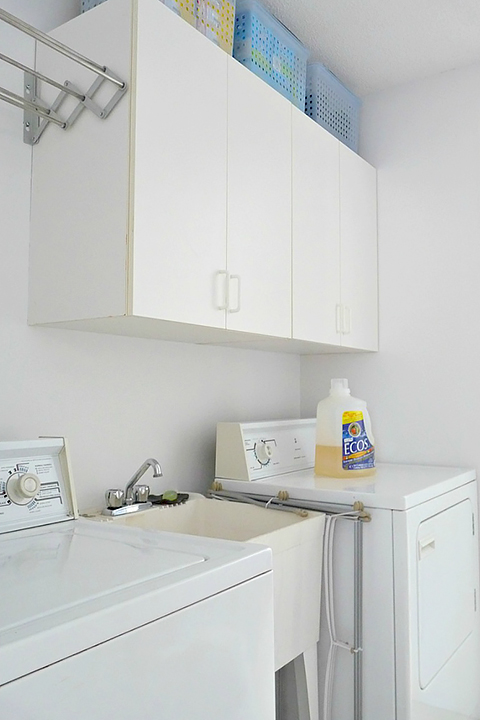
[0,8,127,145]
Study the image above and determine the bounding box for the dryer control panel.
[0,438,77,534]
[215,419,315,482]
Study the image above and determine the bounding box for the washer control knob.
[7,472,41,505]
[254,440,273,466]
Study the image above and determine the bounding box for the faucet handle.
[105,488,125,509]
[133,485,150,503]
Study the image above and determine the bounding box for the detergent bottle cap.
[330,378,350,395]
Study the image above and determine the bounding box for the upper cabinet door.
[131,2,228,328]
[339,144,378,351]
[226,59,292,338]
[292,108,341,345]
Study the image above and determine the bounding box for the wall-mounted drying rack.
[0,8,127,145]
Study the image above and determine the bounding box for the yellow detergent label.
[342,411,364,424]
[342,411,375,471]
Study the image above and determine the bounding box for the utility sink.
[88,494,325,671]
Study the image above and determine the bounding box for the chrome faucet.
[124,458,163,504]
[103,457,163,516]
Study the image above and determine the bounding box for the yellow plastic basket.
[196,0,236,54]
[81,0,196,26]
[81,0,234,53]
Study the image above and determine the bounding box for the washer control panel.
[0,438,77,534]
[215,419,315,482]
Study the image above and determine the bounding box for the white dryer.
[215,419,480,720]
[0,438,275,720]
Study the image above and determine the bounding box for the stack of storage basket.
[82,0,361,152]
[232,0,360,150]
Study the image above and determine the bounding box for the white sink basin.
[88,494,325,671]
[104,493,310,538]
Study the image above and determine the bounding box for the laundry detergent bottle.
[315,379,375,478]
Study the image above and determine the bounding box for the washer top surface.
[0,519,204,634]
[219,463,476,510]
[0,518,271,686]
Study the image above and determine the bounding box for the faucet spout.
[125,457,163,504]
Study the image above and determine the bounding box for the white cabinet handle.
[228,274,241,313]
[215,270,229,311]
[342,305,351,334]
[336,305,352,334]
[418,536,436,559]
[335,304,342,334]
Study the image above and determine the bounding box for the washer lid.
[0,518,272,685]
[224,463,476,510]
[0,520,203,636]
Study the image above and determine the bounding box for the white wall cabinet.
[226,60,292,339]
[292,107,341,346]
[28,0,377,354]
[292,107,378,351]
[29,0,231,341]
[131,0,228,330]
[339,143,378,351]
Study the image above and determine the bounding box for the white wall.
[301,63,480,473]
[0,0,300,511]
[5,2,478,516]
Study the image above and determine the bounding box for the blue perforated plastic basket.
[305,63,361,152]
[233,0,308,109]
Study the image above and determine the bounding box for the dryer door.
[417,498,476,688]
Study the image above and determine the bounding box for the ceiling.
[260,0,480,96]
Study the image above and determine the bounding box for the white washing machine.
[0,438,276,720]
[214,419,480,720]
